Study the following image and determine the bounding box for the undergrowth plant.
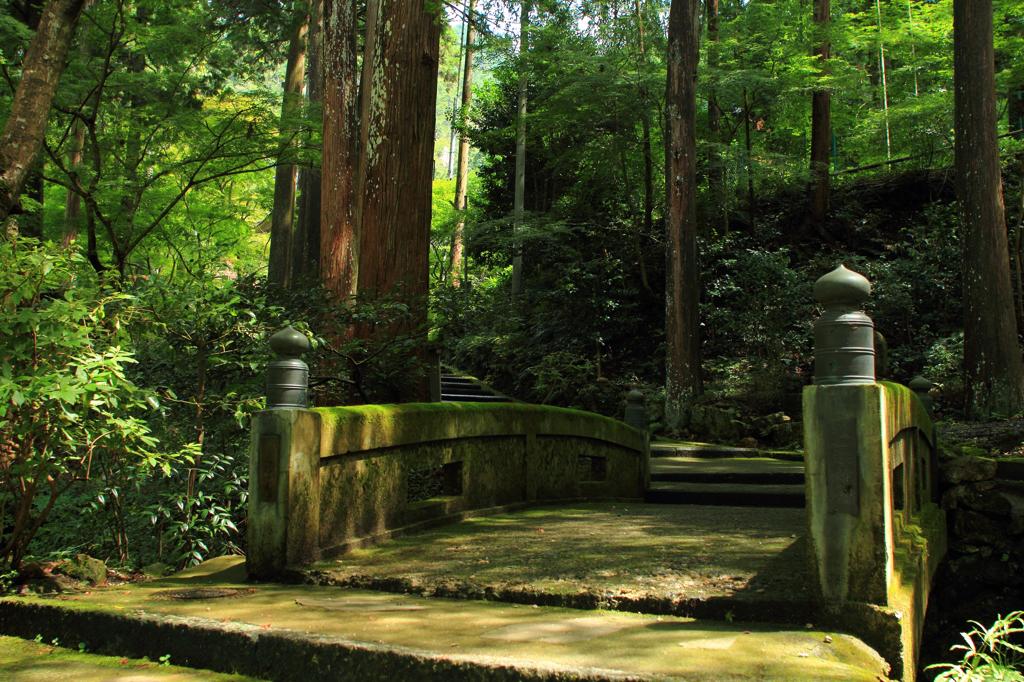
[928,612,1024,681]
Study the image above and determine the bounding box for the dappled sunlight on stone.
[316,502,809,605]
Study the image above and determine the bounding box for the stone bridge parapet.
[247,399,648,579]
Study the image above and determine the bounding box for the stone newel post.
[804,265,890,605]
[248,327,321,579]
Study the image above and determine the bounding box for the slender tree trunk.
[1010,86,1024,139]
[320,0,359,298]
[664,0,702,431]
[446,2,467,180]
[0,0,89,223]
[21,161,43,238]
[62,117,85,247]
[450,0,476,287]
[511,0,529,296]
[269,9,309,287]
[954,0,1024,416]
[706,0,726,233]
[294,0,323,283]
[743,88,756,227]
[809,0,831,229]
[875,0,892,160]
[634,0,653,293]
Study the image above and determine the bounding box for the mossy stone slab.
[1,559,890,681]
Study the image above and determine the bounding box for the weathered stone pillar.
[623,388,652,490]
[623,389,647,432]
[247,327,321,579]
[804,266,889,604]
[909,376,934,416]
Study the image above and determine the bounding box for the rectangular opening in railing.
[577,455,608,482]
[407,461,464,502]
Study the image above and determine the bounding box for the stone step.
[440,384,493,396]
[0,556,888,682]
[651,441,803,462]
[441,394,511,403]
[440,375,480,384]
[644,481,806,508]
[649,456,805,485]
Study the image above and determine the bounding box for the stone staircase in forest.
[440,369,805,508]
[440,371,512,403]
[645,442,806,508]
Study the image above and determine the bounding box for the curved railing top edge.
[878,380,935,446]
[312,402,647,458]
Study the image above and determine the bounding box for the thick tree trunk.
[0,0,89,223]
[356,0,439,298]
[320,0,359,298]
[450,0,476,287]
[954,0,1024,416]
[664,0,702,431]
[511,1,529,296]
[269,9,309,288]
[706,0,726,233]
[809,0,831,229]
[353,0,441,401]
[294,0,322,283]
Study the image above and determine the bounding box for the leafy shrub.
[0,239,183,570]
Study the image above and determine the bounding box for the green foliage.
[929,612,1024,681]
[0,239,182,570]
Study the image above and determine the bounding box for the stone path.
[0,556,888,681]
[314,502,813,617]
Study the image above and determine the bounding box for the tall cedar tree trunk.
[321,0,440,401]
[268,9,309,287]
[510,1,529,296]
[294,0,322,283]
[664,0,702,430]
[809,0,831,229]
[450,0,476,287]
[0,0,89,223]
[351,0,380,253]
[954,0,1024,416]
[320,0,359,297]
[706,0,725,233]
[356,0,440,304]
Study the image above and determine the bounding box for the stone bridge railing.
[247,342,648,579]
[804,265,947,681]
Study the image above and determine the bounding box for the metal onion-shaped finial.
[813,264,871,308]
[269,326,311,358]
[812,265,876,386]
[266,326,310,408]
